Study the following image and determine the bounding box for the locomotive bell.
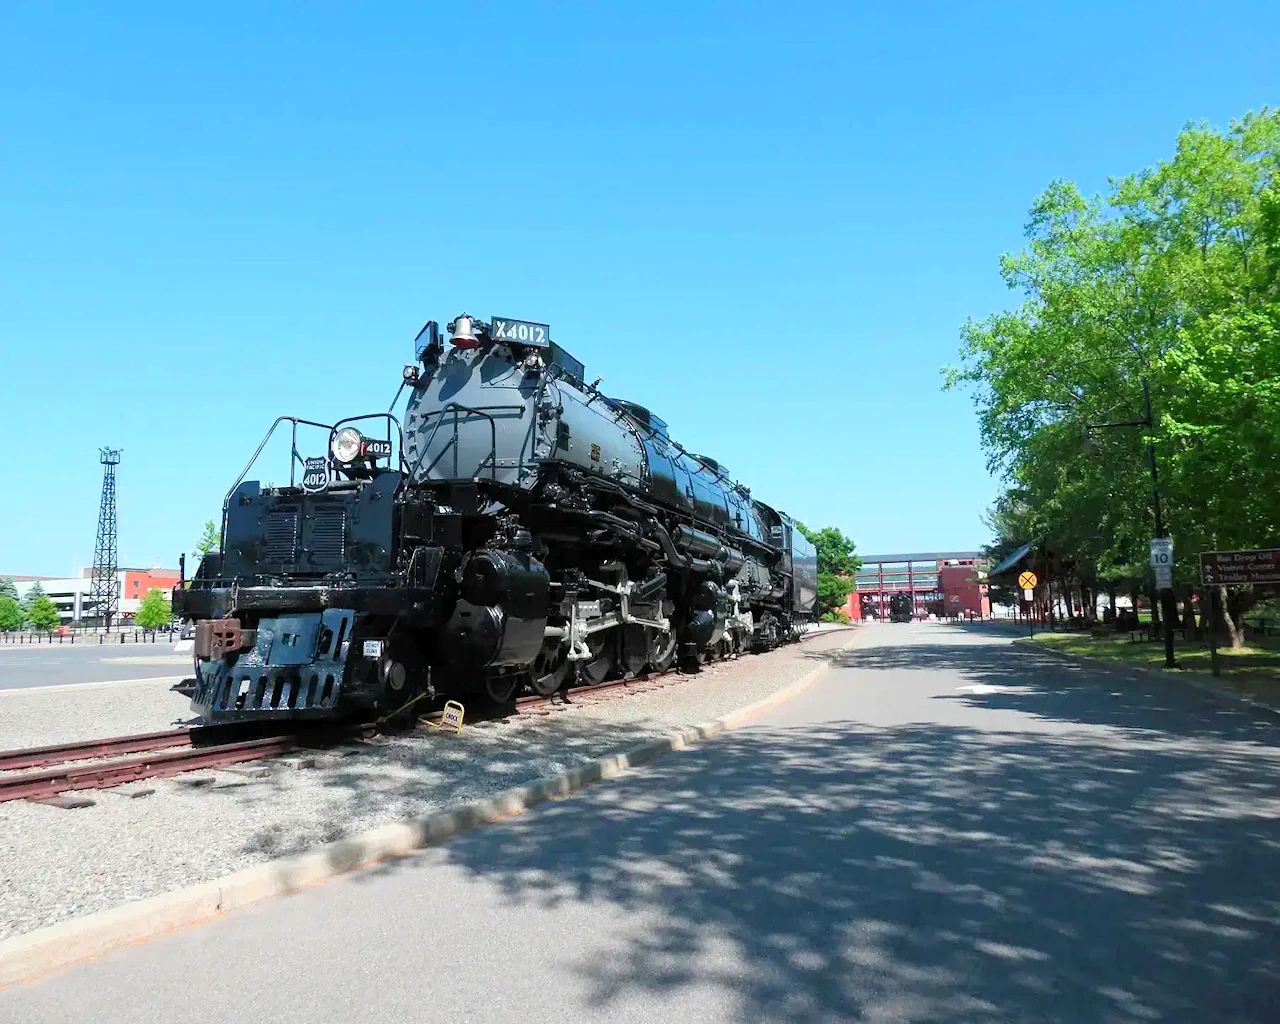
[449,314,480,349]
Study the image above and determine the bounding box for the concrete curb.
[1014,638,1280,721]
[0,653,839,989]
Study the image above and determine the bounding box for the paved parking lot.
[0,642,189,691]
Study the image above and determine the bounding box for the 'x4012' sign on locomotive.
[175,314,818,723]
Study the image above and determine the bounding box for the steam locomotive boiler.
[175,313,817,724]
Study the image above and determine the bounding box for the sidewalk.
[1016,635,1280,719]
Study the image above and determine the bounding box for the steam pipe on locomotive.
[174,313,819,724]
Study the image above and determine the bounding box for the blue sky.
[1,2,1277,575]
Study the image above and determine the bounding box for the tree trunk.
[1221,586,1245,649]
[1149,585,1161,627]
[1180,591,1197,637]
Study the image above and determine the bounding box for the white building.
[7,567,182,624]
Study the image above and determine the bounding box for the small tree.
[20,580,46,624]
[797,523,861,619]
[0,595,21,632]
[134,588,173,629]
[194,520,222,562]
[26,594,61,632]
[0,577,18,601]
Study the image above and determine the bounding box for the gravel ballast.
[0,679,196,753]
[0,628,861,941]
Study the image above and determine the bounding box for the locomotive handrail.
[406,402,525,482]
[419,436,456,478]
[220,415,335,562]
[222,416,334,508]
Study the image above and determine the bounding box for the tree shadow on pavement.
[838,638,1278,741]
[418,639,1280,1023]
[226,635,859,863]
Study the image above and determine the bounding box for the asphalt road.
[0,642,191,690]
[5,622,1279,1022]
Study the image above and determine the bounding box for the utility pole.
[1088,380,1177,668]
[1142,381,1178,668]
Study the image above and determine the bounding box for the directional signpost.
[1197,549,1280,678]
[1199,548,1280,586]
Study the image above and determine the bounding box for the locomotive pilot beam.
[175,313,818,724]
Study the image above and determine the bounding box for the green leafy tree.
[0,577,17,601]
[193,520,222,563]
[134,588,173,629]
[20,580,46,623]
[26,594,61,632]
[946,109,1280,645]
[797,523,861,618]
[0,595,21,632]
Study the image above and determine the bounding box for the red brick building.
[121,568,182,604]
[843,551,990,621]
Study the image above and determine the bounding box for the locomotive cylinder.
[672,525,728,562]
[722,546,746,573]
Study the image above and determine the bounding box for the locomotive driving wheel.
[377,636,425,726]
[529,638,570,697]
[647,627,677,673]
[621,624,649,678]
[485,673,519,704]
[580,633,614,686]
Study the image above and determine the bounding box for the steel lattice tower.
[90,448,122,630]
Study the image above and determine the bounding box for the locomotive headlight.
[331,427,364,464]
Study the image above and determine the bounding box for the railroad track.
[0,725,369,805]
[0,728,198,772]
[0,657,728,805]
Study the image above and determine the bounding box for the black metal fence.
[0,627,182,646]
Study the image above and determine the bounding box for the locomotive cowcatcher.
[174,314,817,724]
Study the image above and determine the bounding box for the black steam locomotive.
[889,593,914,623]
[175,314,817,724]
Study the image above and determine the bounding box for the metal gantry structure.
[90,448,122,630]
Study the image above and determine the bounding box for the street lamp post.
[1088,379,1178,668]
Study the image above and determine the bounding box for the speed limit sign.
[1149,538,1173,566]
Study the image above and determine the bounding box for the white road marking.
[102,656,192,665]
[0,676,188,696]
[954,683,1026,695]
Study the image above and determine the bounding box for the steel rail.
[0,734,315,803]
[0,729,195,773]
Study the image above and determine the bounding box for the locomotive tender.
[175,314,817,724]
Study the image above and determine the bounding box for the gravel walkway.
[0,628,862,941]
